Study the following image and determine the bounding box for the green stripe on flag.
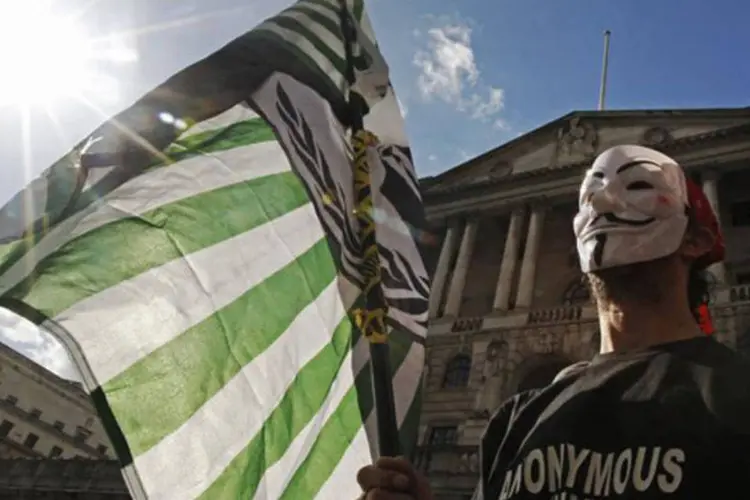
[9,171,309,317]
[198,316,357,499]
[292,6,343,43]
[161,118,276,166]
[353,0,365,21]
[271,17,346,75]
[279,330,415,498]
[105,238,338,456]
[0,120,277,281]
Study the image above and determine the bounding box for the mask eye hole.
[627,181,652,190]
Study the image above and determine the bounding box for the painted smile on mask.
[592,212,656,227]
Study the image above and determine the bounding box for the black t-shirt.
[477,336,750,500]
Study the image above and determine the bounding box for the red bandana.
[685,178,725,269]
[684,178,725,335]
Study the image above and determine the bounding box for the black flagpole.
[337,0,402,458]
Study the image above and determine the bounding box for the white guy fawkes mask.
[573,145,689,272]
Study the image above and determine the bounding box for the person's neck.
[597,295,703,354]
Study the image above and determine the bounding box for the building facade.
[0,343,130,497]
[415,108,750,499]
[0,342,114,461]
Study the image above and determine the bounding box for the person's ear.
[680,225,715,262]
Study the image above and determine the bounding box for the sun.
[0,3,101,107]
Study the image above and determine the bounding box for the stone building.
[414,107,750,499]
[0,342,127,497]
[0,342,114,461]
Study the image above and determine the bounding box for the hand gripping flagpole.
[338,0,402,458]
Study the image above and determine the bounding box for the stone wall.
[531,203,580,309]
[0,459,128,499]
[459,216,507,317]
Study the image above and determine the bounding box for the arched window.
[442,354,471,388]
[562,277,590,305]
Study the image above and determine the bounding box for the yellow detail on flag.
[351,129,388,344]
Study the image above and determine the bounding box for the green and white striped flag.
[0,1,431,498]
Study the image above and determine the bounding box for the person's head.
[573,145,725,317]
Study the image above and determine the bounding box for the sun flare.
[0,2,134,108]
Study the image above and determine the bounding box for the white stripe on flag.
[258,23,343,91]
[315,416,376,500]
[292,1,342,29]
[136,279,347,499]
[276,10,344,60]
[177,104,258,139]
[0,141,290,295]
[252,334,369,500]
[56,202,323,385]
[314,342,424,500]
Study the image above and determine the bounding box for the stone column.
[492,208,525,311]
[702,171,727,283]
[428,221,461,319]
[515,205,546,309]
[443,219,479,317]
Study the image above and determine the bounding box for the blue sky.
[372,0,750,175]
[0,0,749,377]
[2,0,750,197]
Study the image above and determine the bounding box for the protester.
[356,145,750,499]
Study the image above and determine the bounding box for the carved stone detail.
[488,161,512,179]
[642,126,673,147]
[557,117,599,160]
[472,340,508,416]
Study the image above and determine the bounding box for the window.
[428,426,458,446]
[96,444,108,455]
[23,433,39,449]
[53,421,65,432]
[49,446,63,458]
[5,395,17,405]
[74,426,91,442]
[29,408,41,419]
[0,420,14,437]
[730,200,750,227]
[442,354,472,388]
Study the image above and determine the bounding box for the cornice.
[423,122,750,201]
[0,350,94,414]
[424,136,750,222]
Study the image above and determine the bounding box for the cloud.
[428,154,438,162]
[0,308,80,381]
[493,117,511,131]
[413,18,507,123]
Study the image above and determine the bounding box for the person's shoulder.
[702,340,750,380]
[481,389,544,447]
[486,389,540,426]
[552,360,591,383]
[701,342,750,433]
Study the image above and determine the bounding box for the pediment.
[425,108,750,192]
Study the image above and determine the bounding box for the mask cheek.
[576,237,602,273]
[573,210,592,237]
[629,192,681,219]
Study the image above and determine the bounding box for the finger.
[364,488,414,500]
[357,465,411,491]
[373,456,414,475]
